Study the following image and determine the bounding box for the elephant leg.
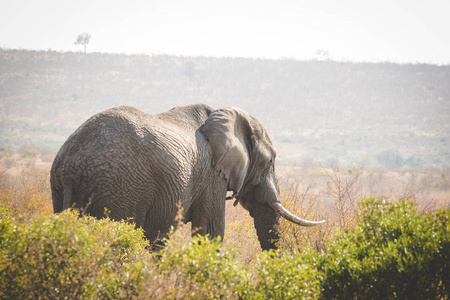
[190,201,226,241]
[191,216,225,240]
[142,208,178,251]
[143,226,168,251]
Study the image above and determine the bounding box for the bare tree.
[74,32,91,54]
[323,164,364,230]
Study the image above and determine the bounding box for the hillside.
[1,48,449,169]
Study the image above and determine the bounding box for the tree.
[376,149,404,169]
[184,61,196,83]
[74,32,91,54]
[315,49,329,61]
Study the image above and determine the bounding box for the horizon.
[1,0,449,65]
[2,47,448,67]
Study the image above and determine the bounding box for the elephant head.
[202,107,324,250]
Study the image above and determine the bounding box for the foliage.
[249,250,322,299]
[319,197,450,299]
[74,32,91,53]
[155,233,249,299]
[1,196,448,299]
[0,207,249,300]
[0,209,152,299]
[376,149,404,169]
[0,162,448,298]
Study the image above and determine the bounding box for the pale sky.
[1,0,449,64]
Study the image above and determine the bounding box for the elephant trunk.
[269,201,325,226]
[247,173,325,250]
[250,205,280,251]
[252,201,325,251]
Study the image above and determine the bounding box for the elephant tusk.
[269,202,325,226]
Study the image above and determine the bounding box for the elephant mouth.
[269,201,325,226]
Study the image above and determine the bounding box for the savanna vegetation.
[1,152,448,299]
[1,48,449,169]
[1,48,449,298]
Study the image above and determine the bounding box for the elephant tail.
[63,184,73,210]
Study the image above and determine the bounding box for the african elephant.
[51,104,324,251]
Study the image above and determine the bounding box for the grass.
[1,154,449,263]
[2,197,448,299]
[0,163,53,223]
[1,155,449,298]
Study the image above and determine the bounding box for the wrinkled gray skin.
[51,104,323,251]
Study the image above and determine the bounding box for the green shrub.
[320,197,450,299]
[155,234,249,299]
[249,250,322,300]
[0,207,249,300]
[0,208,152,299]
[1,197,448,299]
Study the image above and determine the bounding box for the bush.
[320,197,450,299]
[0,207,249,299]
[0,209,152,299]
[249,250,322,299]
[1,197,448,299]
[155,233,249,299]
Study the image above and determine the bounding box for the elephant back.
[50,104,214,217]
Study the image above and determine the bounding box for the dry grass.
[1,151,449,267]
[223,202,261,266]
[0,163,53,223]
[275,164,450,255]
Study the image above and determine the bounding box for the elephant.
[51,104,324,251]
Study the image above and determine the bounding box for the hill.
[1,48,449,169]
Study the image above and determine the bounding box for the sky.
[1,0,449,64]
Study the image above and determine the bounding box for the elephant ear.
[202,107,253,195]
